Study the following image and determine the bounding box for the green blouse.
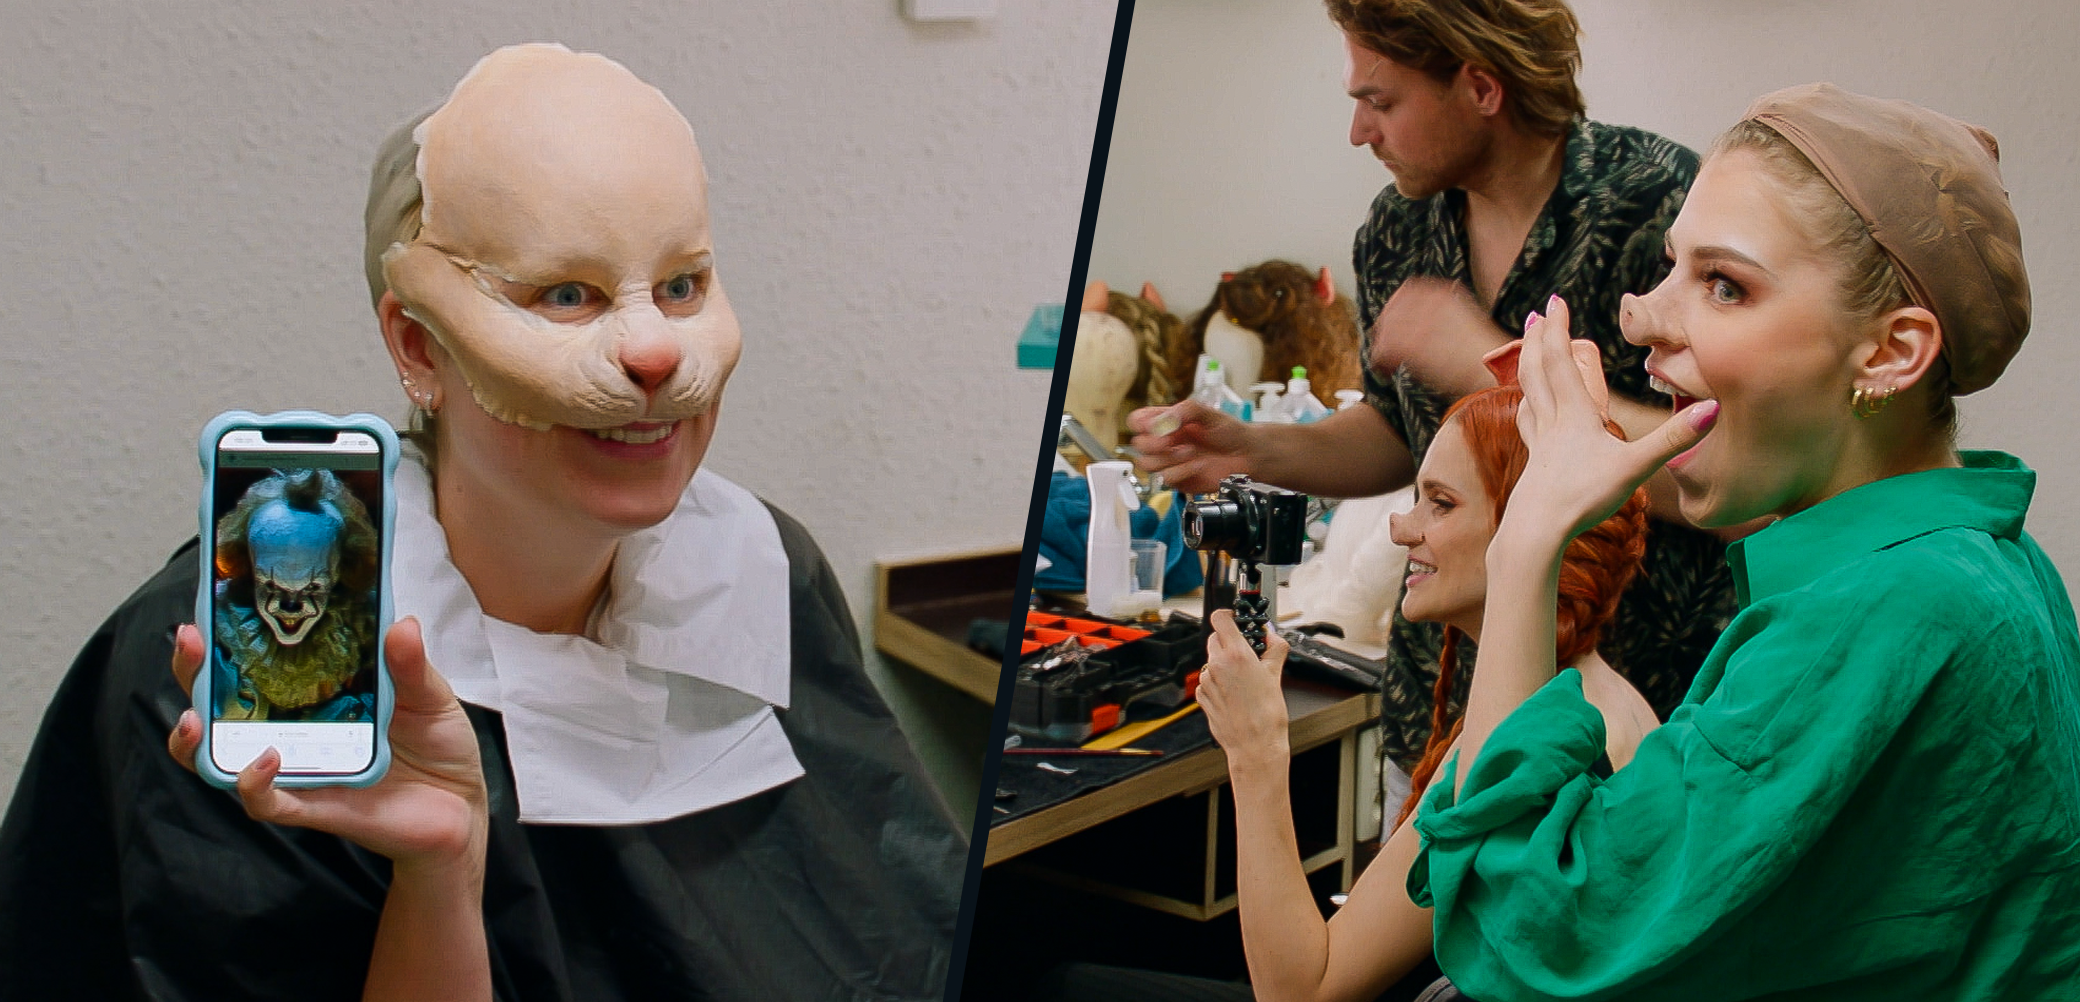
[1409,451,2080,1000]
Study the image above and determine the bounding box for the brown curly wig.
[1165,261,1363,409]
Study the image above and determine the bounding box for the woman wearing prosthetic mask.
[0,44,962,1001]
[1399,85,2080,998]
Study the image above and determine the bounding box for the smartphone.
[194,411,398,788]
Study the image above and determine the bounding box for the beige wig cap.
[1741,83,2030,396]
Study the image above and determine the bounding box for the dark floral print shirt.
[1354,117,1738,770]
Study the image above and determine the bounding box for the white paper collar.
[391,452,801,824]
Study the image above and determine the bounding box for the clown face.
[244,492,347,647]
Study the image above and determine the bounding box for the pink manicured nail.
[1549,294,1563,313]
[1525,311,1539,332]
[1690,400,1721,429]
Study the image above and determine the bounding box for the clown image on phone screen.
[206,426,386,777]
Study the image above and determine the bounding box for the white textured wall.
[1090,0,2080,586]
[0,1,1116,813]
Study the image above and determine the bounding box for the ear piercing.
[1850,384,1897,419]
[400,375,436,411]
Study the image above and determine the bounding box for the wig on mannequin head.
[1166,260,1363,408]
[1107,288,1186,411]
[1393,382,1648,827]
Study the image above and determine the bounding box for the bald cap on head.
[373,43,741,431]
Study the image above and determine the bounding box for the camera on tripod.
[1183,475,1308,653]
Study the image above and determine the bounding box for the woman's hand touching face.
[1507,295,1718,549]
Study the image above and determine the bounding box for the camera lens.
[1184,499,1246,553]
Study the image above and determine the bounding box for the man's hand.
[1127,400,1259,494]
[1368,277,1510,400]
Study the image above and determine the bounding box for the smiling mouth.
[1405,559,1437,580]
[585,422,676,445]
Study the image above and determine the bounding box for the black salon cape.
[0,507,966,1001]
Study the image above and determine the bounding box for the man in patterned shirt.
[1131,0,1739,772]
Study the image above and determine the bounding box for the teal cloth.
[1033,472,1203,598]
[1410,452,2080,999]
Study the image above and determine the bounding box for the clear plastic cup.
[1128,538,1166,610]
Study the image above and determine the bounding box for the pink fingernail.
[1525,311,1539,332]
[1690,400,1721,429]
[1549,294,1563,313]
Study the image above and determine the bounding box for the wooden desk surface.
[984,679,1379,865]
[873,548,1021,703]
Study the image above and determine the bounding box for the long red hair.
[1392,384,1650,828]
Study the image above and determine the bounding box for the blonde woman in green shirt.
[1409,84,2080,999]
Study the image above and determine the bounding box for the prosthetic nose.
[1619,290,1675,348]
[614,302,684,396]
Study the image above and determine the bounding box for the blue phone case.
[194,410,398,789]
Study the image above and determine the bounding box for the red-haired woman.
[1187,376,1657,1002]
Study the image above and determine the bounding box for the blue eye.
[659,273,705,305]
[545,283,588,308]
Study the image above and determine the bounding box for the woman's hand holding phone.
[167,616,489,874]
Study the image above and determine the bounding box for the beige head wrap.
[1740,83,2030,395]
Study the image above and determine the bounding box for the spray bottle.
[1085,461,1156,618]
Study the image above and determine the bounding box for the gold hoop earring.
[1850,384,1897,419]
